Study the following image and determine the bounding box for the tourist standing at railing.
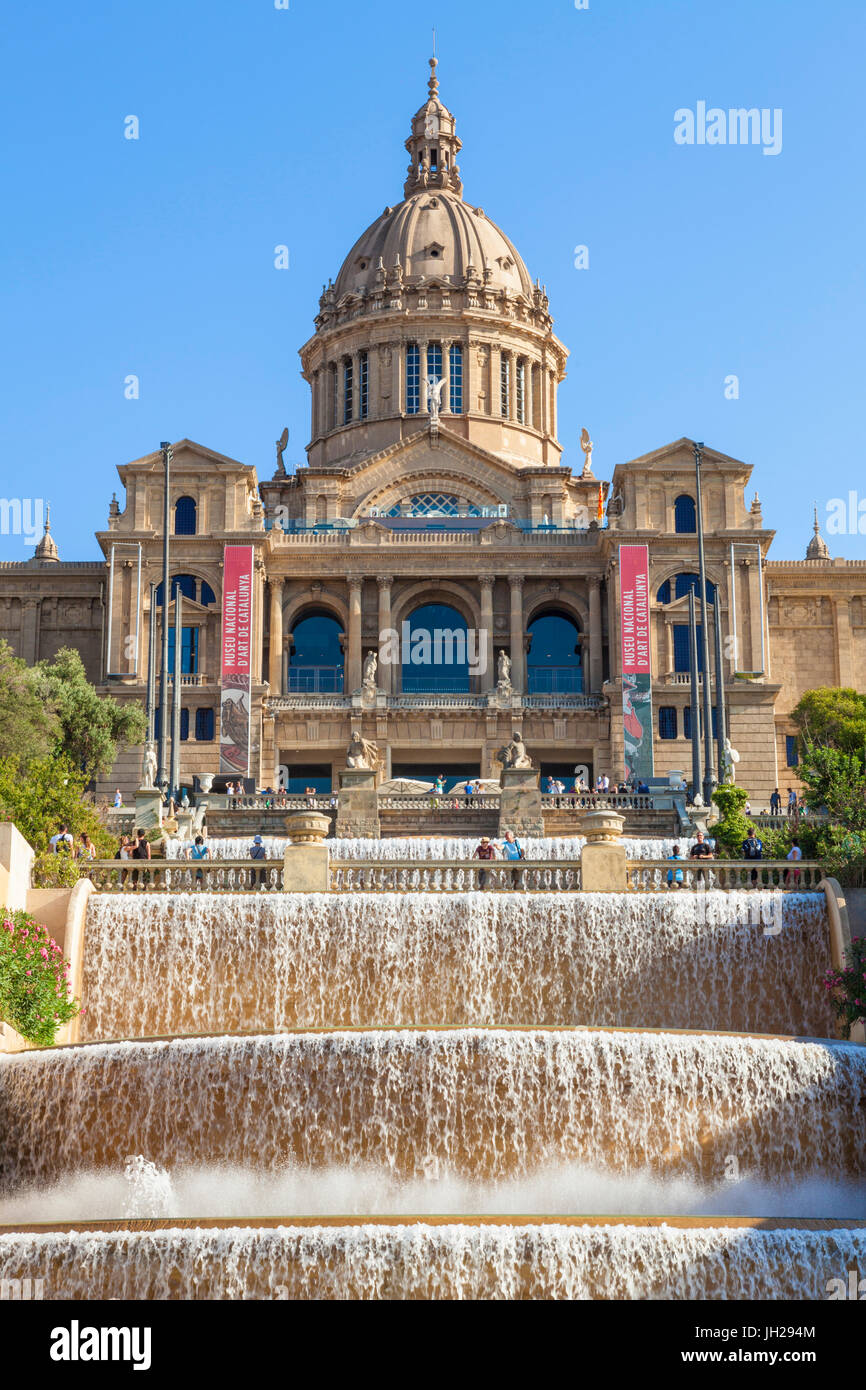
[667,845,684,887]
[770,788,781,815]
[49,824,74,854]
[784,838,802,886]
[113,787,123,809]
[435,774,446,794]
[787,787,797,817]
[304,786,316,809]
[688,830,714,884]
[75,832,96,862]
[500,830,525,889]
[249,834,268,889]
[131,829,151,890]
[116,833,132,888]
[472,835,497,888]
[741,827,764,885]
[187,834,210,888]
[465,779,475,803]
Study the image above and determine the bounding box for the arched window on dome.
[674,494,697,533]
[406,344,420,414]
[500,354,511,418]
[329,364,338,429]
[427,343,442,406]
[342,358,353,425]
[174,496,196,535]
[449,345,463,414]
[359,351,369,420]
[516,360,526,424]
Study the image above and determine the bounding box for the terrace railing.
[626,859,824,891]
[84,857,824,894]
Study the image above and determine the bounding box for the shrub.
[31,851,82,889]
[0,907,81,1047]
[823,936,866,1039]
[711,785,755,858]
[814,826,866,889]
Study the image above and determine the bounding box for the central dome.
[333,191,534,301]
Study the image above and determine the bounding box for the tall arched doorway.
[401,603,470,693]
[527,612,583,694]
[288,610,345,693]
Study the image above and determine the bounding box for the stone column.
[588,577,602,694]
[549,369,558,440]
[347,577,363,691]
[479,574,495,692]
[420,341,429,414]
[367,347,378,421]
[377,576,393,694]
[393,341,403,413]
[834,597,854,686]
[526,361,535,431]
[509,576,525,694]
[268,579,284,694]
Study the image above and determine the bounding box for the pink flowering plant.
[0,907,81,1047]
[823,936,866,1040]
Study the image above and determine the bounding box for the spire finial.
[428,54,439,97]
[813,501,820,534]
[44,502,51,533]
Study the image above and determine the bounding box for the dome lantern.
[404,57,463,200]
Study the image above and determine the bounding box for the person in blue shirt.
[667,844,684,887]
[187,834,210,888]
[741,827,764,885]
[500,829,525,889]
[249,833,268,889]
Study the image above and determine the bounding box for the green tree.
[797,744,866,834]
[33,647,147,782]
[0,754,115,857]
[0,640,58,766]
[711,784,755,857]
[791,687,866,759]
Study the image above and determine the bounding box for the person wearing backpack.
[249,833,268,890]
[741,827,764,886]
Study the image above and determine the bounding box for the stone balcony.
[264,691,606,713]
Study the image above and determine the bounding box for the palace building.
[1,61,864,804]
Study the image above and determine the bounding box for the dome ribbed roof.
[333,191,534,301]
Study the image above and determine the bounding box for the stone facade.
[1,63,863,808]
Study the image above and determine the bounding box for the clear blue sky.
[2,0,864,560]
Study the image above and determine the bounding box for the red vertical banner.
[220,545,254,777]
[619,544,654,782]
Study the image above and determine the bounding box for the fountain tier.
[79,891,834,1041]
[2,1029,863,1189]
[2,1221,864,1300]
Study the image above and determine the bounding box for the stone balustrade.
[625,860,825,892]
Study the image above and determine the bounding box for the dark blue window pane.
[156,574,197,606]
[195,708,215,741]
[167,626,199,674]
[674,624,703,673]
[786,735,799,768]
[402,603,469,692]
[659,707,678,739]
[674,573,716,606]
[527,613,583,693]
[288,612,345,693]
[180,708,190,741]
[656,580,671,605]
[674,495,696,533]
[175,497,196,535]
[200,581,216,607]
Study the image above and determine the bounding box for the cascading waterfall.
[165,835,697,861]
[3,1030,864,1190]
[2,833,861,1300]
[2,1224,863,1300]
[77,891,835,1041]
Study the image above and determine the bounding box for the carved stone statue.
[498,730,532,770]
[346,730,379,771]
[141,741,158,790]
[361,650,378,695]
[496,649,512,695]
[275,427,289,477]
[426,375,446,422]
[722,737,740,784]
[579,427,594,479]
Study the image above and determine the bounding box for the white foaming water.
[2,1029,863,1189]
[78,891,834,1040]
[165,835,696,861]
[1,1162,863,1224]
[122,1156,174,1219]
[1,1224,863,1300]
